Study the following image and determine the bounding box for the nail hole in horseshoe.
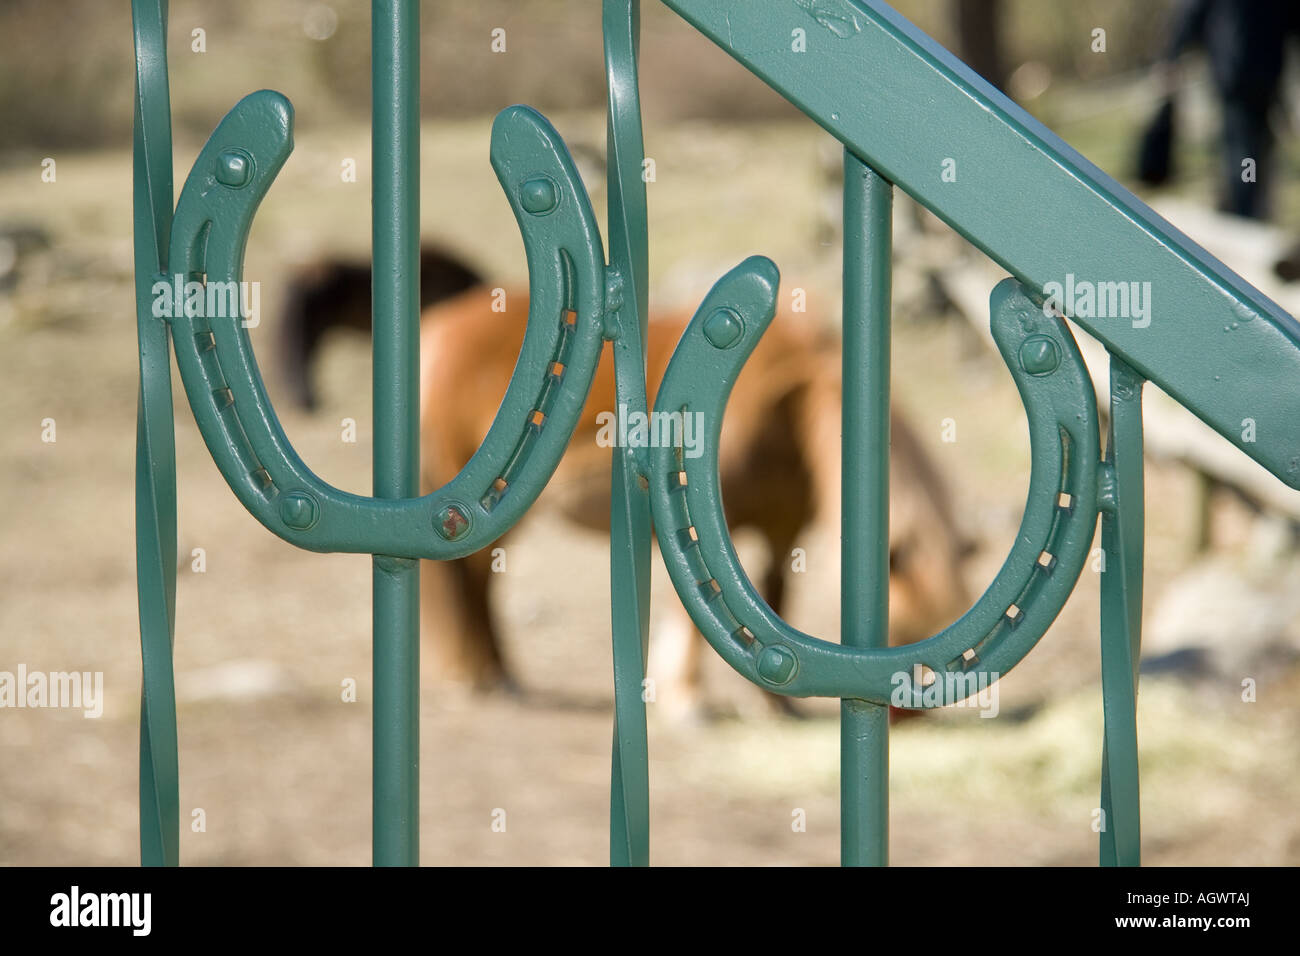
[1005,603,1024,626]
[1037,550,1057,572]
[1056,492,1074,512]
[699,578,722,602]
[480,478,507,513]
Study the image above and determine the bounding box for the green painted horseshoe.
[648,259,1102,705]
[162,91,607,560]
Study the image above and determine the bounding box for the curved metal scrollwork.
[163,93,608,560]
[648,260,1101,706]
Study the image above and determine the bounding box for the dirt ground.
[1,112,1298,866]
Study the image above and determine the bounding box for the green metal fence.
[131,0,1300,866]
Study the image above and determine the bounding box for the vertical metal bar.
[604,0,652,867]
[840,150,892,867]
[132,0,180,867]
[1099,356,1144,866]
[371,0,420,867]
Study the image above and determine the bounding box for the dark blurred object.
[279,245,481,410]
[1274,241,1300,283]
[1135,97,1177,186]
[0,224,52,292]
[952,0,1006,92]
[1158,0,1300,219]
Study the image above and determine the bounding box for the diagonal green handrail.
[660,0,1300,491]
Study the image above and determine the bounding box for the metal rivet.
[703,308,744,349]
[279,491,319,531]
[434,503,471,541]
[756,644,798,685]
[520,177,558,215]
[1018,335,1060,376]
[215,149,252,188]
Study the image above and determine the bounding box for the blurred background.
[2,0,1299,865]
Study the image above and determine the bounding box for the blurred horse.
[278,245,481,410]
[419,285,975,717]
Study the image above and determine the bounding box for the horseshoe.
[161,90,607,560]
[647,258,1102,705]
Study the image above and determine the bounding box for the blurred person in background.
[1143,0,1299,223]
[952,0,1006,93]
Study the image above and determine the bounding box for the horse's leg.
[647,596,708,723]
[420,546,511,692]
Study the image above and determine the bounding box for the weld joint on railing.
[1097,462,1119,513]
[602,265,626,340]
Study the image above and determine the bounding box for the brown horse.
[418,286,974,717]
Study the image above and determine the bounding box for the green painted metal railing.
[131,0,1300,866]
